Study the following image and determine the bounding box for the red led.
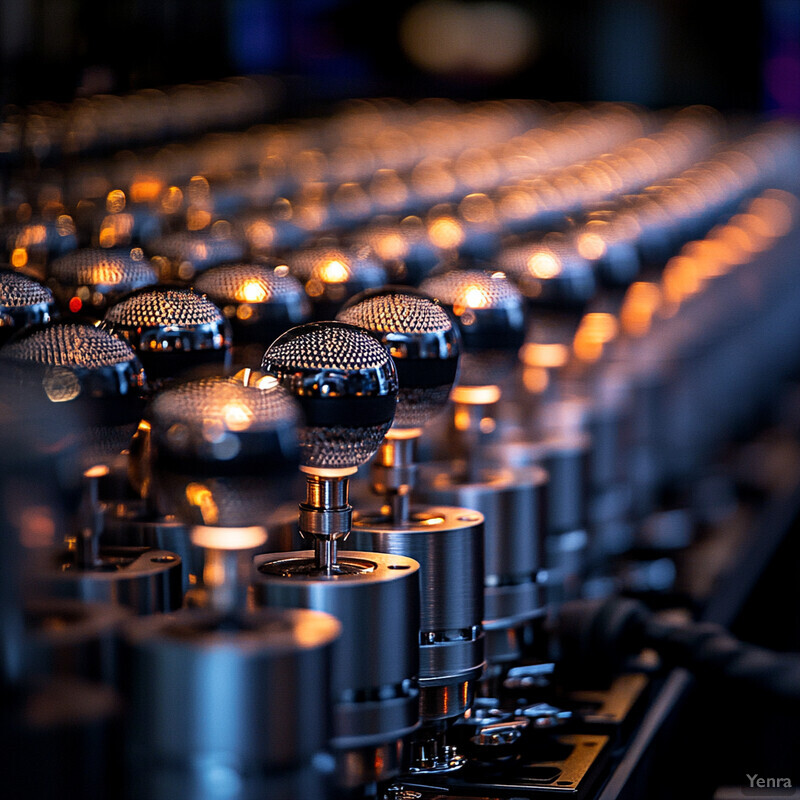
[68,296,82,313]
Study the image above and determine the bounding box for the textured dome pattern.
[194,264,304,303]
[289,246,387,284]
[394,385,452,428]
[2,322,138,368]
[49,249,157,289]
[150,376,300,433]
[497,236,589,279]
[263,323,391,372]
[420,269,522,309]
[147,231,244,263]
[104,288,224,327]
[301,422,393,469]
[0,271,54,308]
[337,291,452,335]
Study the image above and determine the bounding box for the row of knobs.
[3,94,800,800]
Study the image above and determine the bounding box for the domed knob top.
[148,374,301,470]
[99,286,231,384]
[0,320,147,463]
[419,268,525,387]
[261,321,398,472]
[146,375,302,526]
[0,270,56,344]
[48,248,157,316]
[337,287,460,429]
[2,319,143,373]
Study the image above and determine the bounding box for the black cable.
[555,596,800,708]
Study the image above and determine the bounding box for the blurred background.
[1,0,797,116]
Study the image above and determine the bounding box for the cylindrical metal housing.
[348,506,485,720]
[486,436,591,605]
[253,549,420,786]
[122,607,340,800]
[44,548,184,615]
[101,508,201,593]
[415,464,546,666]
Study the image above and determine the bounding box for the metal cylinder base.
[123,607,340,799]
[253,550,422,788]
[348,505,486,720]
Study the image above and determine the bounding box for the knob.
[0,320,147,468]
[47,247,157,319]
[0,269,56,346]
[261,320,398,572]
[144,227,246,283]
[193,262,311,367]
[337,286,460,522]
[419,268,526,468]
[99,286,232,388]
[286,243,388,319]
[419,267,526,383]
[261,320,398,472]
[144,374,303,612]
[146,374,301,525]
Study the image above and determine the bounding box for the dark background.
[1,0,798,117]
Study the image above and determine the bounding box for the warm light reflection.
[661,255,702,307]
[460,193,495,223]
[18,225,46,246]
[386,426,423,439]
[479,416,496,434]
[185,482,219,525]
[256,374,279,390]
[188,175,211,202]
[19,506,57,549]
[463,285,489,309]
[519,342,569,368]
[11,248,28,268]
[106,189,126,213]
[130,176,164,204]
[576,231,607,260]
[370,169,409,209]
[749,190,797,237]
[680,240,732,278]
[236,279,269,303]
[451,384,502,405]
[454,407,470,431]
[373,232,407,261]
[161,186,184,214]
[222,401,254,431]
[428,216,464,249]
[191,525,267,551]
[99,213,134,247]
[620,282,661,337]
[318,259,350,283]
[707,225,752,265]
[573,312,619,362]
[498,188,538,220]
[187,208,212,231]
[523,366,549,394]
[730,213,773,252]
[526,251,561,279]
[246,220,275,250]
